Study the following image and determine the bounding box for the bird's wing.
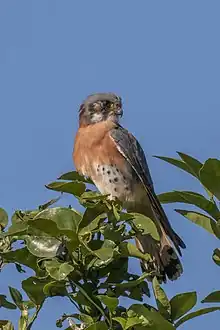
[110,124,185,254]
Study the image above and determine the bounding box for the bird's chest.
[73,121,143,202]
[73,122,136,201]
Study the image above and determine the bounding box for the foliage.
[0,152,219,329]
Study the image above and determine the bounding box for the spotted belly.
[91,163,136,202]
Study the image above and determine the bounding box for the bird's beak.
[114,107,123,117]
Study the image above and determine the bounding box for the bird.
[73,92,186,282]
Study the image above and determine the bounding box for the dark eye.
[109,102,115,109]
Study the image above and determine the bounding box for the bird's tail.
[135,228,183,282]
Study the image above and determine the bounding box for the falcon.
[73,93,185,281]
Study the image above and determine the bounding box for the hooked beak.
[114,107,123,117]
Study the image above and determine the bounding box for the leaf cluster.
[0,153,219,329]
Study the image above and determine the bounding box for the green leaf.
[126,317,145,329]
[27,219,62,237]
[202,291,220,303]
[5,222,28,236]
[46,181,86,196]
[28,207,82,252]
[129,213,160,241]
[129,304,175,329]
[93,247,114,261]
[58,171,94,184]
[79,192,110,209]
[22,300,35,309]
[34,207,82,235]
[0,295,16,310]
[44,260,74,281]
[26,236,60,257]
[15,263,25,273]
[158,191,219,219]
[120,242,150,262]
[80,191,109,201]
[113,317,126,329]
[0,208,8,229]
[56,313,93,329]
[83,240,115,267]
[85,321,108,330]
[0,320,14,330]
[79,213,106,236]
[38,197,60,210]
[79,204,107,230]
[71,291,92,307]
[177,152,203,178]
[71,281,107,321]
[119,279,150,300]
[126,286,145,302]
[97,295,119,312]
[152,277,171,319]
[200,159,220,200]
[11,210,39,224]
[175,307,220,328]
[113,316,143,329]
[2,247,44,276]
[105,258,128,284]
[43,281,67,297]
[175,210,220,238]
[73,314,94,327]
[74,314,93,326]
[213,248,220,266]
[112,204,120,221]
[170,291,197,321]
[101,223,125,243]
[22,277,47,305]
[8,287,23,309]
[109,272,149,289]
[154,155,198,178]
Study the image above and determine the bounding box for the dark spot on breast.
[125,187,129,191]
[97,164,100,168]
[116,168,119,172]
[123,176,126,180]
[114,177,118,182]
[107,170,111,175]
[109,179,112,183]
[102,167,105,172]
[114,188,117,192]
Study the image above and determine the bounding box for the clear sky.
[0,1,220,329]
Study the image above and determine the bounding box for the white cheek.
[91,112,103,123]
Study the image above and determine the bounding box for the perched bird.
[73,93,185,282]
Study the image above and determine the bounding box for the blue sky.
[0,1,220,329]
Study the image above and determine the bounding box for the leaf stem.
[69,279,111,327]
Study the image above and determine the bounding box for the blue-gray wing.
[111,125,154,189]
[110,125,185,254]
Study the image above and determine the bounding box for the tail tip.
[162,246,183,281]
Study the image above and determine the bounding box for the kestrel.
[73,93,185,281]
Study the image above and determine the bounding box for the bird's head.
[78,93,123,126]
